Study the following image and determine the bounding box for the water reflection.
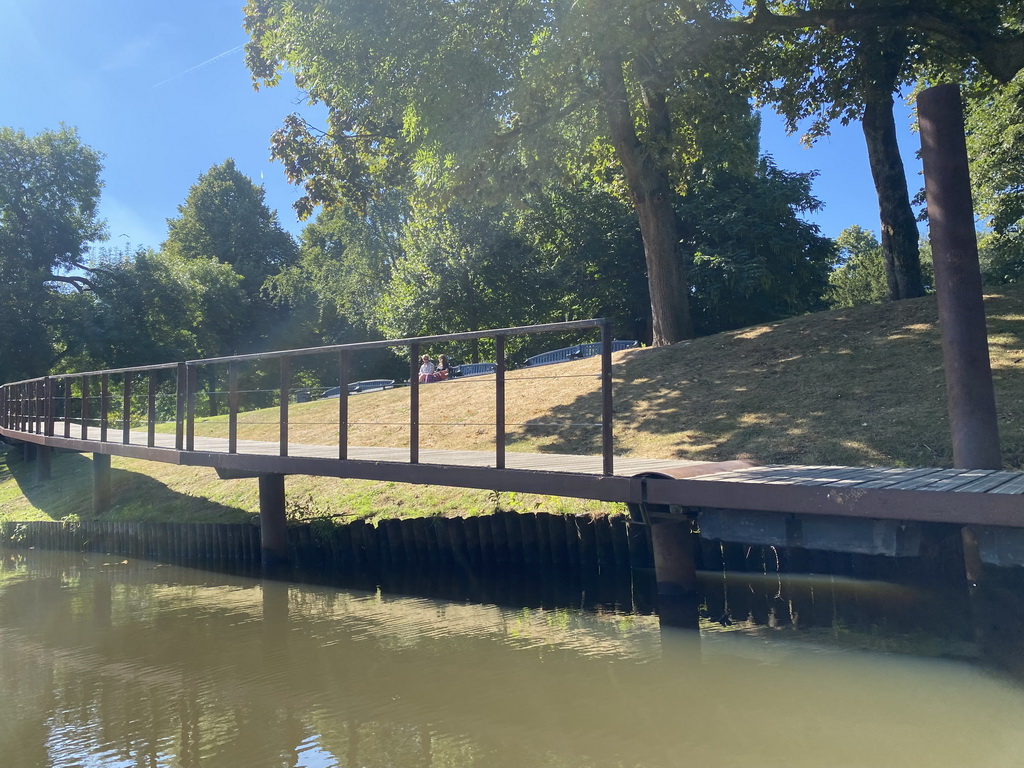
[2,550,1024,767]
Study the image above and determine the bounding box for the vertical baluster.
[601,319,614,476]
[280,357,290,457]
[64,378,71,438]
[339,351,350,460]
[495,335,506,469]
[186,365,197,452]
[409,343,419,464]
[175,363,186,451]
[147,371,157,447]
[228,360,239,455]
[122,373,132,444]
[81,376,90,440]
[44,376,54,437]
[100,373,109,442]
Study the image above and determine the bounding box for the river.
[2,549,1023,767]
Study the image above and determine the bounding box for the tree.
[163,159,299,353]
[746,18,925,301]
[245,0,1024,345]
[0,125,106,380]
[78,248,247,369]
[375,203,554,362]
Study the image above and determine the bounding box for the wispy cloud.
[151,43,244,89]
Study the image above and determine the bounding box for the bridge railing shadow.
[0,319,620,474]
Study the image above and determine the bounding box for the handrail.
[0,319,617,475]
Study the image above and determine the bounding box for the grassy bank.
[4,284,1024,524]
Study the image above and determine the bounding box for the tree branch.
[47,274,95,292]
[696,2,1024,83]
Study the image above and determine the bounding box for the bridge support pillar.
[649,514,699,597]
[647,511,701,629]
[259,474,289,573]
[22,442,36,463]
[93,453,111,514]
[35,446,51,483]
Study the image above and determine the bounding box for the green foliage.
[683,158,836,333]
[376,203,555,362]
[827,226,889,308]
[78,248,246,367]
[163,159,299,354]
[0,125,107,381]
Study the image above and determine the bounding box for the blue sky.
[1,0,923,254]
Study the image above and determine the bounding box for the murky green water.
[2,550,1024,768]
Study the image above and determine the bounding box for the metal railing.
[0,319,617,475]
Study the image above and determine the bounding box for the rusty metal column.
[409,343,420,464]
[918,83,1001,470]
[601,320,614,476]
[495,335,506,469]
[259,474,288,571]
[93,453,112,514]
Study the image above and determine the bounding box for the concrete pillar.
[93,453,111,514]
[35,446,51,483]
[259,474,288,572]
[22,442,36,463]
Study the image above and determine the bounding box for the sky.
[1,0,925,255]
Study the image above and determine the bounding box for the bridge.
[3,319,1024,592]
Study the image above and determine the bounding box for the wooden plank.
[917,469,997,493]
[884,468,960,490]
[843,466,940,489]
[985,473,1024,495]
[953,472,1024,494]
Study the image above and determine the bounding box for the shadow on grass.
[509,291,1024,469]
[3,447,252,523]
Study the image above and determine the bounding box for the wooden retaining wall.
[0,513,655,574]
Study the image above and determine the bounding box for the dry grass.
[6,284,1024,524]
[191,284,1024,470]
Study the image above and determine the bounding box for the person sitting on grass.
[435,354,451,380]
[418,354,436,383]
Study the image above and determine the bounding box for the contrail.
[151,43,245,89]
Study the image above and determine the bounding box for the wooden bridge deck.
[5,420,1024,530]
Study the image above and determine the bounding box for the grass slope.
[4,286,1024,524]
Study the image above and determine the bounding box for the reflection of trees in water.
[4,550,1024,766]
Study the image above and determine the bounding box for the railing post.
[410,343,420,464]
[228,361,239,455]
[175,363,186,451]
[33,380,41,434]
[147,372,157,448]
[280,356,290,457]
[339,351,350,460]
[495,335,506,469]
[601,319,614,476]
[44,376,54,437]
[0,385,6,430]
[122,373,132,445]
[81,375,90,441]
[186,365,197,452]
[100,373,109,443]
[64,379,71,438]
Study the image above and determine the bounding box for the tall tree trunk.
[600,54,693,346]
[859,35,925,300]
